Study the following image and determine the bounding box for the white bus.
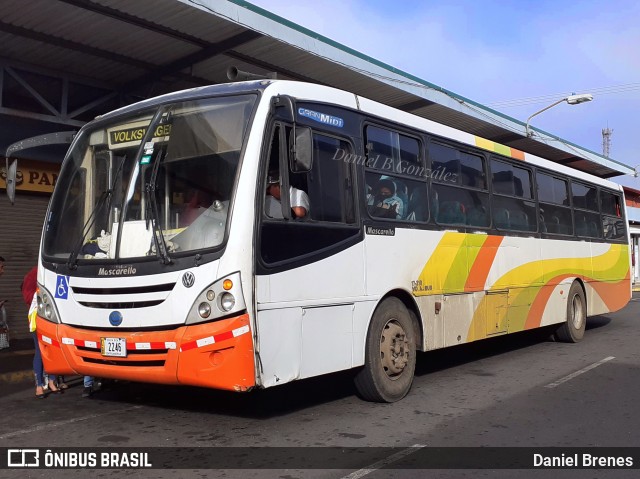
[35,80,630,402]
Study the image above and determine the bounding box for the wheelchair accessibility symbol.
[55,275,70,300]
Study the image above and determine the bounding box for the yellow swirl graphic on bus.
[415,232,630,342]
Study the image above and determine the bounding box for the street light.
[525,93,593,137]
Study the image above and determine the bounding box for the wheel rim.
[379,319,409,379]
[571,294,585,330]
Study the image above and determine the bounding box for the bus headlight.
[220,293,235,312]
[37,284,61,324]
[185,272,246,325]
[198,302,212,318]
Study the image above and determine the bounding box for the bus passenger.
[265,173,309,219]
[368,178,404,219]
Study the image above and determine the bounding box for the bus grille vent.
[71,283,175,309]
[78,300,164,309]
[82,357,166,367]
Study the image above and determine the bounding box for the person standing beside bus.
[82,375,99,397]
[22,266,61,398]
[0,255,6,311]
[0,256,9,350]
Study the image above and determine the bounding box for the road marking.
[545,356,615,389]
[0,405,142,440]
[340,444,426,479]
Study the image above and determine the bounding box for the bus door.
[256,123,363,387]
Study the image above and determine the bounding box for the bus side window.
[600,191,625,241]
[262,124,311,220]
[405,186,428,222]
[305,134,353,223]
[260,129,359,264]
[366,172,428,222]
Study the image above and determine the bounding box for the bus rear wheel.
[555,282,586,343]
[354,297,417,402]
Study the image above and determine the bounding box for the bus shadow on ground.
[585,314,612,331]
[415,315,612,377]
[89,316,614,418]
[92,369,359,419]
[414,325,556,377]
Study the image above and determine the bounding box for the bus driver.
[265,173,309,219]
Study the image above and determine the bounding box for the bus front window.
[43,94,256,263]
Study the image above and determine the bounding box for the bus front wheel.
[354,297,417,402]
[555,282,586,343]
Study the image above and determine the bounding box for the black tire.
[354,297,417,402]
[555,281,586,343]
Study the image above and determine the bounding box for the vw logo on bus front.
[182,272,195,288]
[109,311,123,326]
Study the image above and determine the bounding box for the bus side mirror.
[5,158,17,205]
[291,127,312,173]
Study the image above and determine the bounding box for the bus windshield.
[43,94,257,263]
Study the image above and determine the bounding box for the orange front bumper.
[37,313,256,391]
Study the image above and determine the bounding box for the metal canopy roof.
[0,0,632,177]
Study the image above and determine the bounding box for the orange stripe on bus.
[524,274,573,330]
[510,149,525,161]
[465,235,504,292]
[589,270,631,313]
[525,269,631,330]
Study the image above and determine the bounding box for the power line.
[489,83,640,108]
[188,0,628,163]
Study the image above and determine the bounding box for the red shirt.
[21,266,37,306]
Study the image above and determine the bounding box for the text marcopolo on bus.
[331,148,458,183]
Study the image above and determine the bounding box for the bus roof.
[93,79,623,192]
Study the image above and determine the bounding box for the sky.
[248,0,640,188]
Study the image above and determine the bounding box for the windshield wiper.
[144,148,172,265]
[67,155,126,270]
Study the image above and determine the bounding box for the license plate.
[101,337,127,357]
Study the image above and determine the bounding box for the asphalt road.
[2,294,640,479]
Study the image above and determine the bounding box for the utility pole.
[602,127,613,158]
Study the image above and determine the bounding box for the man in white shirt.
[265,174,309,219]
